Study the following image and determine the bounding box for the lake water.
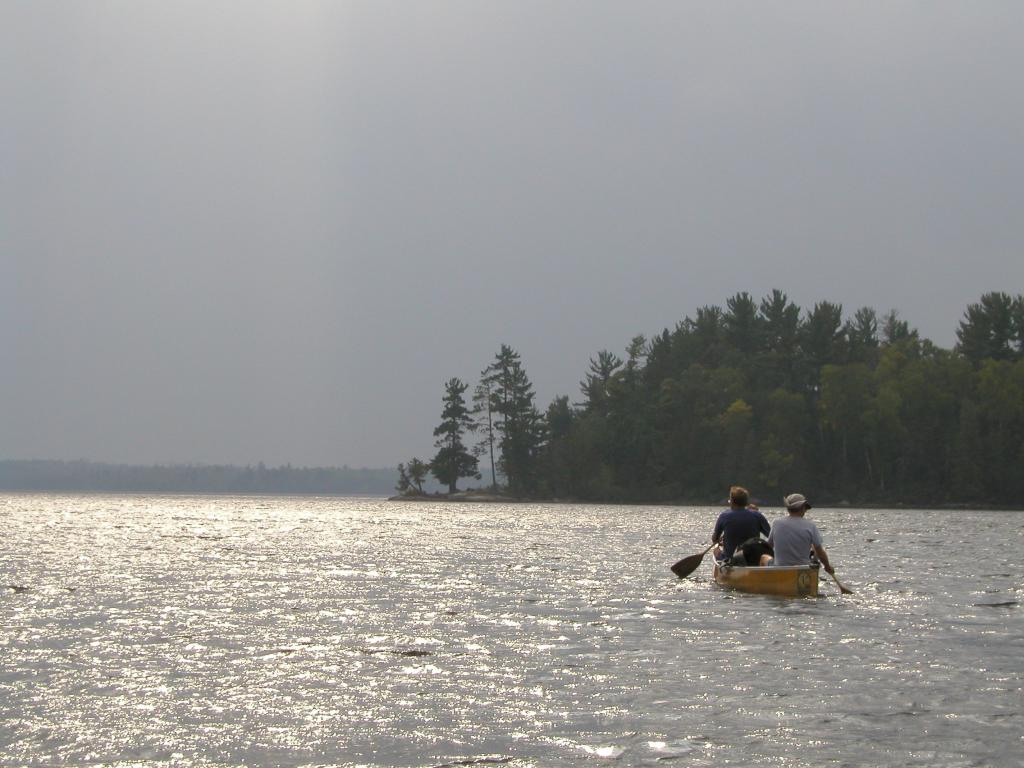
[0,494,1021,767]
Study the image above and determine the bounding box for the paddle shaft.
[828,570,853,594]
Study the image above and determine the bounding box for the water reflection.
[0,495,1021,766]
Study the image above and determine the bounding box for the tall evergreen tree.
[430,378,479,493]
[800,301,847,379]
[605,335,655,494]
[486,345,545,495]
[472,374,499,490]
[956,292,1020,364]
[691,305,725,367]
[846,307,880,365]
[757,289,801,390]
[539,395,576,498]
[579,350,623,414]
[642,330,674,393]
[723,292,761,358]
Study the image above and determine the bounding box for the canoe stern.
[713,562,820,597]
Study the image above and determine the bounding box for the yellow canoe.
[713,562,820,597]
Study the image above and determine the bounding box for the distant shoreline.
[0,459,399,496]
[0,489,393,499]
[387,492,1024,511]
[0,487,1019,510]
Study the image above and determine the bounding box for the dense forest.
[0,460,398,495]
[405,291,1024,506]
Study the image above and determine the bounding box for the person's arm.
[812,544,834,574]
[712,517,723,544]
[757,512,770,538]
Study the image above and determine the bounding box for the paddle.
[828,570,854,595]
[670,542,716,578]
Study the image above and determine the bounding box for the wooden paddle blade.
[670,553,705,578]
[831,573,854,594]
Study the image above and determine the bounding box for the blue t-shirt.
[713,507,771,558]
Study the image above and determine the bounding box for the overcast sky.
[2,2,1022,468]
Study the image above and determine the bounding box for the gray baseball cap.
[784,493,811,510]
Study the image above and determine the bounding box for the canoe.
[713,561,820,597]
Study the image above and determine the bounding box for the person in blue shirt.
[712,486,770,562]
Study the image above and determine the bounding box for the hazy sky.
[3,2,1022,468]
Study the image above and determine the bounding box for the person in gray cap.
[764,493,835,574]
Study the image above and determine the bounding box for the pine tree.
[957,292,1020,364]
[407,458,428,494]
[430,378,480,493]
[846,307,880,365]
[723,292,761,358]
[757,289,801,390]
[486,345,544,495]
[800,301,847,380]
[579,350,622,414]
[472,373,499,490]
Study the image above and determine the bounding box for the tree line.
[0,460,398,495]
[402,291,1024,506]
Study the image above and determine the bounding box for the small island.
[393,291,1024,509]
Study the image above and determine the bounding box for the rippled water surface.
[1,494,1021,767]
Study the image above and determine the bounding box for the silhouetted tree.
[800,301,846,381]
[486,345,545,495]
[846,307,880,365]
[407,458,428,494]
[430,378,479,493]
[579,350,623,414]
[957,292,1020,364]
[723,291,761,360]
[471,374,499,490]
[757,289,801,390]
